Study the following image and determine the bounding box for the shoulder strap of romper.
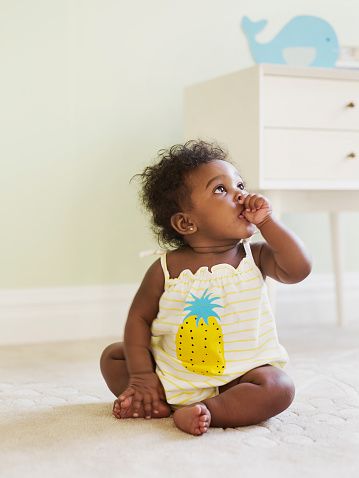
[160,253,170,282]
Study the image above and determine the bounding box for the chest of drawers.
[184,65,359,325]
[185,65,359,190]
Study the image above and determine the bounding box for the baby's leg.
[173,365,294,435]
[100,342,171,419]
[204,365,294,428]
[100,342,129,397]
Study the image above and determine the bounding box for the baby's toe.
[199,422,208,432]
[113,401,122,418]
[120,397,132,409]
[199,414,209,423]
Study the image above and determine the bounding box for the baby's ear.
[170,213,197,235]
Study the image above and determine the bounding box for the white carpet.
[1,321,359,478]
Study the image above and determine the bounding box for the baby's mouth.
[237,207,247,220]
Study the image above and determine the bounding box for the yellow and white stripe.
[150,241,288,406]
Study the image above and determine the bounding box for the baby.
[100,140,311,436]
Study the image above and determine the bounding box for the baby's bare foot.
[112,397,171,420]
[173,403,211,436]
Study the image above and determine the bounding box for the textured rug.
[1,321,359,478]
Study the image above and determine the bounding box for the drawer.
[262,76,359,130]
[262,129,359,182]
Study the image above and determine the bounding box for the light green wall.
[1,0,358,288]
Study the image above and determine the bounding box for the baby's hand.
[239,193,272,226]
[118,372,166,419]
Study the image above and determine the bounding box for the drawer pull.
[346,101,356,108]
[347,152,357,159]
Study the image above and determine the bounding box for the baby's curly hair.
[136,140,231,248]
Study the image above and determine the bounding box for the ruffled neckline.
[167,257,252,282]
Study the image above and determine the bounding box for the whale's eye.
[326,37,331,42]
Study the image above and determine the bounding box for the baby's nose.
[235,190,248,204]
[235,191,244,202]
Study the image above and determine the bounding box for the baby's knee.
[266,370,295,409]
[100,342,125,367]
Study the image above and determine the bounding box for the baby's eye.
[237,182,245,190]
[214,185,226,194]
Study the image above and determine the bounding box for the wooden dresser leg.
[330,212,344,326]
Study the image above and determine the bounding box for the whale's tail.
[241,16,267,39]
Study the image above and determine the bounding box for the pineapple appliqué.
[175,289,226,376]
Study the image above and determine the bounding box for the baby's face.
[185,160,256,242]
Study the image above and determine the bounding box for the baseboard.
[0,284,138,345]
[0,274,358,345]
[275,272,359,326]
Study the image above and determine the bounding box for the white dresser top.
[251,64,359,81]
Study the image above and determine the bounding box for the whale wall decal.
[241,15,339,68]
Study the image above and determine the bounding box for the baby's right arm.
[120,258,166,417]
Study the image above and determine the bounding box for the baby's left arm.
[240,193,312,283]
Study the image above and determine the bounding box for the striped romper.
[150,240,288,408]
